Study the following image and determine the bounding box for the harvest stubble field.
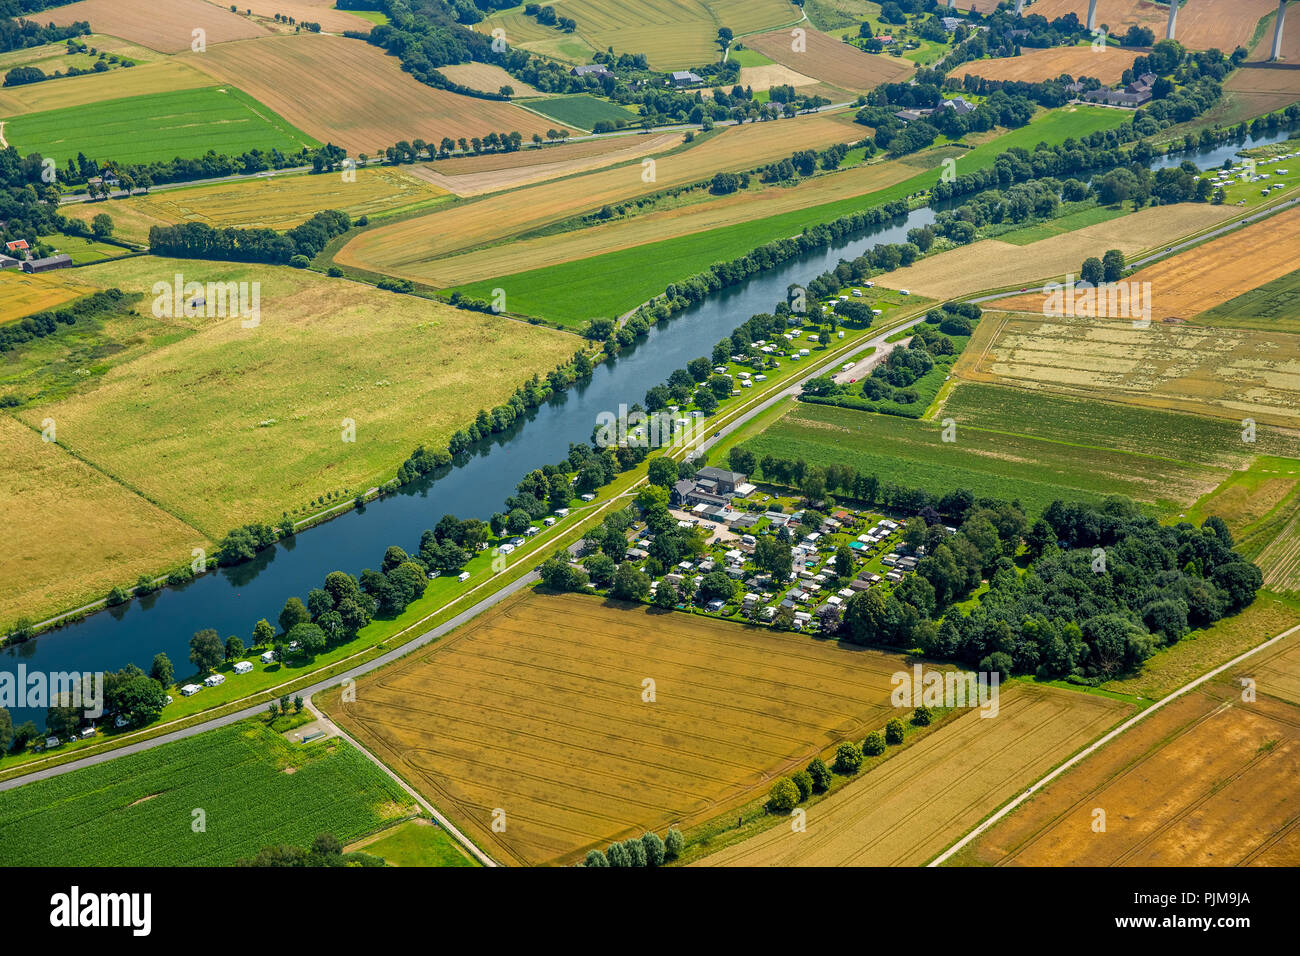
[954,44,1142,85]
[699,684,1129,866]
[745,25,914,90]
[955,633,1300,867]
[1024,0,1276,52]
[45,0,270,53]
[182,34,564,153]
[318,590,927,867]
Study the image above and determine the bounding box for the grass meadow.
[521,94,639,130]
[5,86,318,165]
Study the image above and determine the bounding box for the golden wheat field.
[0,416,207,627]
[699,684,1128,866]
[957,634,1300,867]
[335,110,863,276]
[438,62,542,97]
[182,34,565,153]
[21,258,576,538]
[0,270,90,324]
[956,311,1300,430]
[318,589,932,867]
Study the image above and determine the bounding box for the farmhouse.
[570,64,614,79]
[21,254,73,273]
[669,70,704,87]
[942,95,975,115]
[5,238,29,257]
[1083,74,1153,109]
[0,254,20,270]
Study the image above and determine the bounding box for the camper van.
[233,661,254,675]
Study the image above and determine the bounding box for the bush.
[605,842,630,867]
[806,756,832,792]
[862,731,885,756]
[641,831,666,866]
[623,837,647,867]
[664,827,684,860]
[791,770,813,801]
[912,705,932,726]
[884,717,905,745]
[584,849,608,867]
[833,741,863,774]
[767,776,800,813]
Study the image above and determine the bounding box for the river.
[5,124,1296,728]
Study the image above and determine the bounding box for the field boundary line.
[304,700,497,867]
[928,620,1300,866]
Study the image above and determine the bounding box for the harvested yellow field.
[44,0,270,53]
[1025,0,1276,51]
[414,153,924,287]
[959,638,1300,867]
[955,45,1142,85]
[738,63,819,90]
[1256,507,1300,594]
[0,60,211,116]
[956,311,1300,430]
[409,132,682,197]
[183,34,565,154]
[336,110,863,274]
[319,589,932,867]
[63,167,448,244]
[438,62,541,97]
[322,590,935,868]
[993,205,1300,319]
[24,258,576,537]
[0,416,206,627]
[699,684,1128,866]
[875,202,1234,300]
[0,270,89,324]
[745,26,913,90]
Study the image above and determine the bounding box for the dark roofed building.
[570,64,614,78]
[695,465,746,494]
[22,253,73,273]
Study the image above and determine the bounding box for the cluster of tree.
[522,2,575,32]
[1076,248,1127,286]
[236,832,384,867]
[0,10,87,55]
[0,288,126,358]
[1093,160,1212,208]
[858,87,1037,157]
[758,141,861,184]
[839,496,1262,683]
[147,209,351,265]
[933,176,1069,242]
[582,828,682,866]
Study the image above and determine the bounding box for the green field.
[5,86,318,165]
[360,819,479,867]
[520,94,640,130]
[739,387,1244,517]
[0,721,415,866]
[729,47,775,67]
[1197,266,1300,333]
[450,106,1132,322]
[998,203,1129,245]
